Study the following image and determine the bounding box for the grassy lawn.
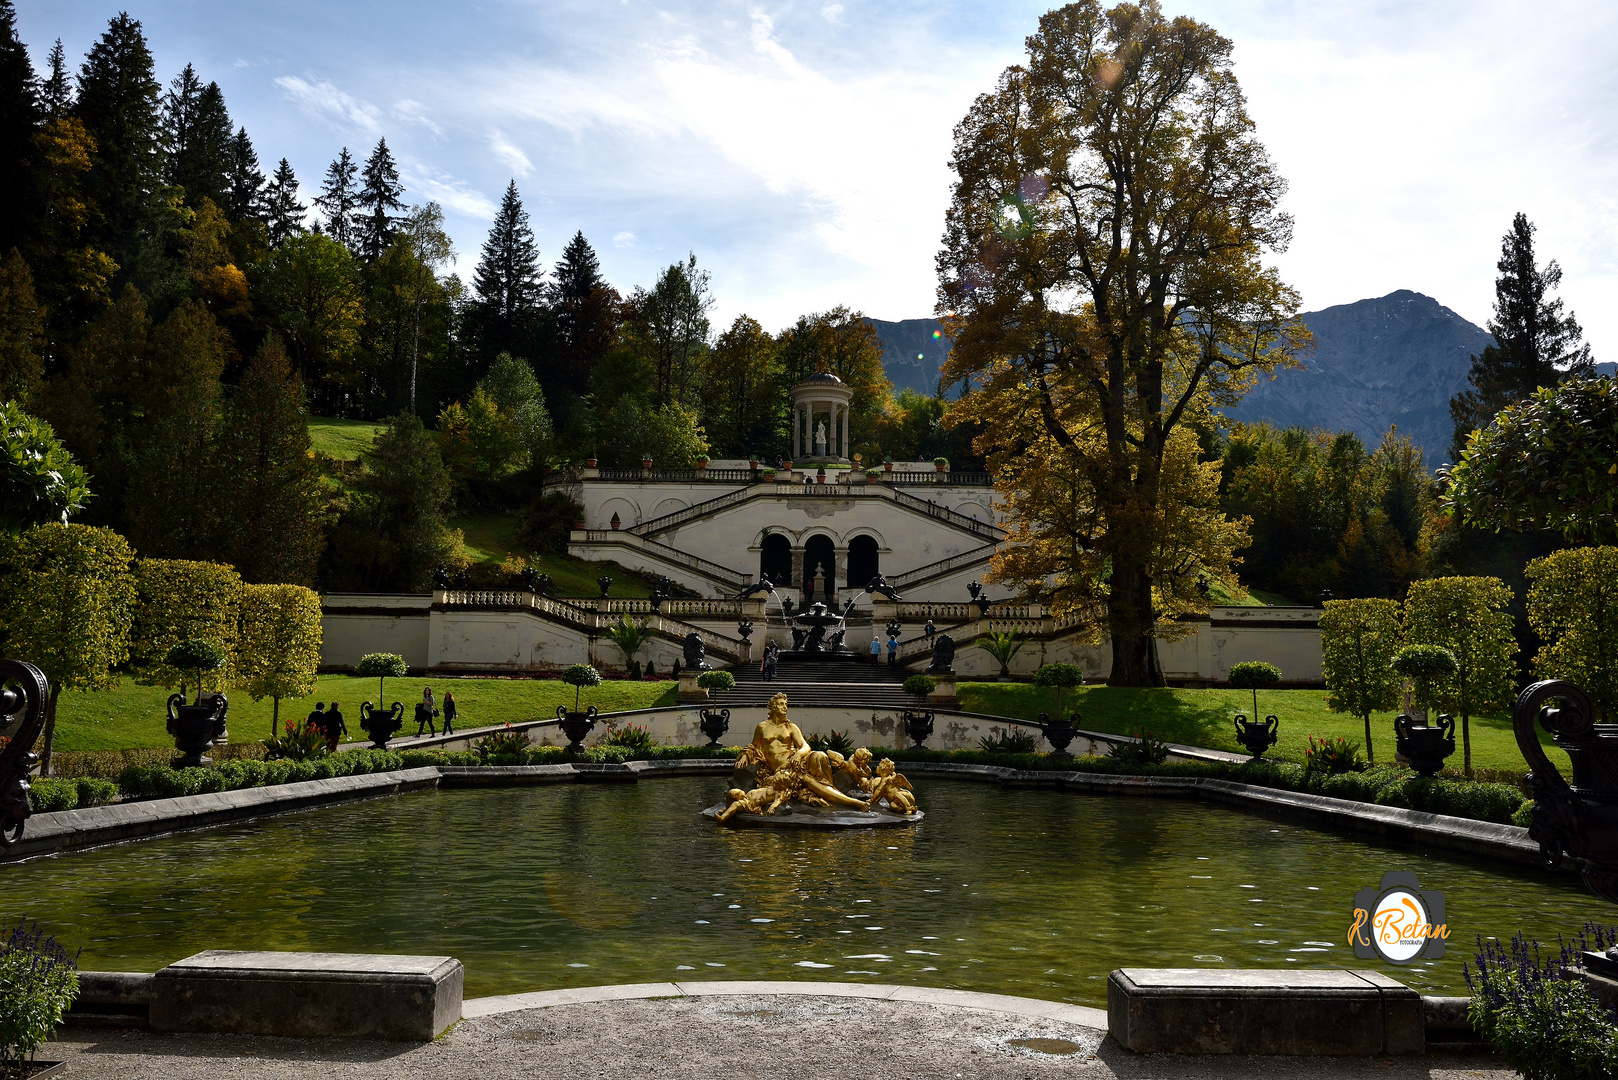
[308,416,387,460]
[450,513,661,597]
[1245,587,1302,606]
[52,677,677,751]
[956,683,1559,775]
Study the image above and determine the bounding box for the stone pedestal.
[149,950,463,1041]
[928,672,958,704]
[1107,968,1423,1056]
[678,671,708,703]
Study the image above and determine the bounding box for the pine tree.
[214,336,324,585]
[0,0,38,255]
[39,40,70,118]
[356,138,404,262]
[74,13,165,281]
[468,180,541,366]
[263,158,305,246]
[162,67,233,210]
[550,230,616,410]
[1449,213,1596,458]
[225,127,263,222]
[314,146,359,250]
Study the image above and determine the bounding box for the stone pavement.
[51,992,1511,1080]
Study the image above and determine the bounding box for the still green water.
[3,778,1606,1005]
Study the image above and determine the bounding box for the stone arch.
[847,534,880,588]
[802,533,836,601]
[759,532,792,586]
[599,497,641,529]
[651,497,690,518]
[955,500,991,522]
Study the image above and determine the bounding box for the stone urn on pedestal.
[1033,663,1086,757]
[901,675,936,748]
[558,664,603,751]
[696,670,736,747]
[355,652,409,748]
[1395,712,1456,776]
[1228,661,1282,760]
[163,639,230,768]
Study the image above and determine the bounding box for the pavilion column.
[790,546,805,591]
[841,404,850,460]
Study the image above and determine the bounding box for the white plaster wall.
[321,614,431,670]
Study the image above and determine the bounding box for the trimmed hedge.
[114,748,404,802]
[28,776,119,812]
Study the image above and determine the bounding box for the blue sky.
[17,1,1618,354]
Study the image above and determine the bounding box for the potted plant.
[557,663,602,750]
[641,456,654,468]
[356,652,409,748]
[0,920,79,1077]
[574,517,587,530]
[884,458,893,471]
[1228,661,1282,759]
[975,630,1026,681]
[697,458,709,469]
[866,468,883,482]
[901,674,937,748]
[163,638,229,768]
[1391,644,1457,722]
[934,456,949,472]
[749,457,759,469]
[610,511,621,530]
[696,669,736,746]
[781,459,793,470]
[761,468,777,481]
[584,457,598,467]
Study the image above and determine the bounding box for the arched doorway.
[803,534,835,603]
[760,533,792,586]
[847,535,879,589]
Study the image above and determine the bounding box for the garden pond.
[5,777,1607,1006]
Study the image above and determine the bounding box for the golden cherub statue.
[867,758,917,815]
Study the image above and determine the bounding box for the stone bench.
[149,950,463,1041]
[1107,968,1424,1055]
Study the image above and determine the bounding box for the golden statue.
[714,693,919,822]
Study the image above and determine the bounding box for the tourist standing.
[442,691,457,734]
[306,702,325,738]
[925,619,936,638]
[324,702,348,752]
[886,634,899,667]
[765,642,779,681]
[869,636,882,667]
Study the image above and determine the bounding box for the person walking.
[764,642,779,682]
[924,619,936,638]
[306,702,325,738]
[886,633,899,667]
[869,636,882,667]
[415,692,437,737]
[441,691,457,735]
[324,702,348,752]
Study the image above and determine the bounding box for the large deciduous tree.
[259,232,364,409]
[1402,576,1517,775]
[0,401,90,533]
[704,315,784,459]
[236,581,322,739]
[937,0,1306,684]
[1526,547,1618,724]
[1319,598,1402,765]
[1449,214,1594,459]
[631,254,712,408]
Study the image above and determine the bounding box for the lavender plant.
[1465,924,1618,1080]
[0,920,79,1074]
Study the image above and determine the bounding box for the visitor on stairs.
[870,636,882,667]
[442,691,457,734]
[765,643,779,681]
[886,634,899,666]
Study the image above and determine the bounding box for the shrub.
[355,652,409,706]
[580,744,634,764]
[73,776,118,808]
[0,920,79,1074]
[264,718,328,761]
[27,777,76,813]
[476,726,534,762]
[696,669,736,695]
[981,728,1041,754]
[1527,546,1618,724]
[628,659,642,680]
[1467,924,1618,1079]
[902,674,937,698]
[604,724,656,752]
[560,663,601,711]
[1227,661,1282,688]
[1108,728,1170,765]
[1303,734,1363,776]
[1032,663,1083,714]
[400,749,445,769]
[1391,644,1458,717]
[808,730,854,755]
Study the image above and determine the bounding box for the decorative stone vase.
[1513,680,1618,900]
[574,519,587,530]
[610,513,620,530]
[699,707,731,748]
[642,458,653,468]
[584,458,597,467]
[557,705,599,751]
[902,709,934,749]
[167,692,229,768]
[935,461,948,472]
[1041,712,1078,756]
[359,701,404,749]
[1394,712,1455,777]
[1233,713,1278,760]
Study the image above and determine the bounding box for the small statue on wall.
[928,633,956,673]
[683,632,710,671]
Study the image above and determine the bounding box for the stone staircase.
[724,653,917,708]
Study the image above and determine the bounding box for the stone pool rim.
[1,758,1547,875]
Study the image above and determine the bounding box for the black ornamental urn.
[699,707,731,749]
[168,692,229,768]
[902,709,934,749]
[1394,712,1455,777]
[1515,680,1618,902]
[359,701,404,749]
[1233,713,1278,760]
[1041,711,1078,756]
[557,705,599,752]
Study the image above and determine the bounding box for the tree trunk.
[1462,712,1472,776]
[1362,711,1374,764]
[272,696,280,741]
[38,685,61,777]
[1106,555,1164,687]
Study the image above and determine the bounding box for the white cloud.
[821,4,845,23]
[392,100,443,136]
[613,231,636,247]
[489,130,533,177]
[273,75,382,134]
[401,163,499,220]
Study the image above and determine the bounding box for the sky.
[16,1,1618,354]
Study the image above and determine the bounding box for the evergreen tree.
[1450,213,1595,458]
[262,157,305,246]
[39,39,70,118]
[468,180,541,365]
[0,247,44,401]
[356,137,403,262]
[0,0,37,256]
[162,66,233,209]
[74,13,165,283]
[225,127,263,222]
[323,413,456,591]
[214,336,324,584]
[313,146,359,250]
[550,230,616,413]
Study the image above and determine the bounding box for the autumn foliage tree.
[1401,576,1517,774]
[1526,547,1618,724]
[1319,597,1402,765]
[236,581,322,739]
[938,1,1306,683]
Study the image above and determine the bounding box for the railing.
[580,530,749,587]
[599,598,746,618]
[888,546,997,590]
[649,613,744,659]
[704,468,757,482]
[889,488,1001,541]
[628,485,757,536]
[437,591,595,627]
[435,590,743,659]
[886,470,993,487]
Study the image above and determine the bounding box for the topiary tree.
[164,638,227,702]
[561,663,601,712]
[1228,661,1282,725]
[355,652,409,707]
[902,674,937,699]
[1391,644,1458,726]
[236,583,323,739]
[129,559,242,691]
[976,630,1027,679]
[1403,576,1518,774]
[696,669,735,696]
[0,402,91,534]
[1526,546,1618,723]
[603,614,653,672]
[1033,662,1084,717]
[0,523,137,775]
[1319,598,1403,765]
